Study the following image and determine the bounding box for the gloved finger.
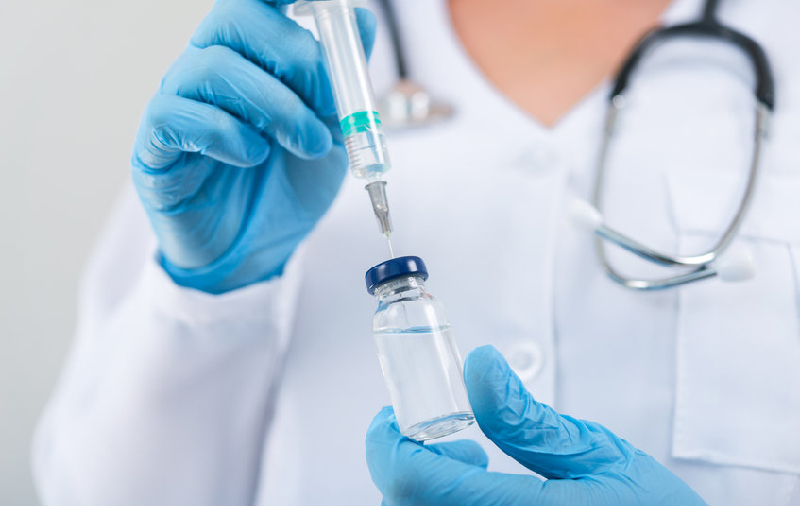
[425,440,489,469]
[132,94,270,172]
[464,346,636,479]
[191,0,377,117]
[352,8,378,61]
[162,45,332,160]
[366,406,544,506]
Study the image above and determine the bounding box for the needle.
[386,236,395,259]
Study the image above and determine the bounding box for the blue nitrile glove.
[366,346,707,506]
[131,0,376,293]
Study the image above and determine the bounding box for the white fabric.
[669,170,800,474]
[34,0,800,504]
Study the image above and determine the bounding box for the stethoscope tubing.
[591,0,774,289]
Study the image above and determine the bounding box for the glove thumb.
[464,345,636,479]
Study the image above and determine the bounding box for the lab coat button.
[506,342,544,383]
[513,145,559,173]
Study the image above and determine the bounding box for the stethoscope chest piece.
[376,0,454,129]
[378,79,454,129]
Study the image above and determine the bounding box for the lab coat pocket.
[668,170,800,474]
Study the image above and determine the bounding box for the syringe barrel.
[301,1,391,180]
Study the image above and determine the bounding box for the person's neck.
[448,0,673,127]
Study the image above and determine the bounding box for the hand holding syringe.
[296,0,395,255]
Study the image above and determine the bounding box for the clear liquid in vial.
[373,325,474,440]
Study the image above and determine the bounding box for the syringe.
[295,0,393,240]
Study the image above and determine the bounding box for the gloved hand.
[131,0,376,293]
[366,346,707,506]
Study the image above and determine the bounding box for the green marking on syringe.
[340,111,382,137]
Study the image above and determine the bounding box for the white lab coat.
[33,0,800,504]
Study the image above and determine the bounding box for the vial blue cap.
[366,256,429,295]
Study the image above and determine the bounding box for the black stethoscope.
[378,0,775,290]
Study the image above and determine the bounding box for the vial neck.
[374,275,426,302]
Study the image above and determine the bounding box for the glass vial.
[366,256,474,440]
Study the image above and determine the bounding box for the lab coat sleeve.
[32,186,303,506]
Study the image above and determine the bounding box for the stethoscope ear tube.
[569,199,757,289]
[588,99,769,290]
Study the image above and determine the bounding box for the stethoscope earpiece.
[567,198,604,232]
[714,248,756,283]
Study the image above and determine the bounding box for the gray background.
[0,1,209,503]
